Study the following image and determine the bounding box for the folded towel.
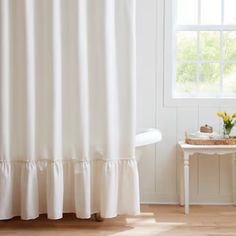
[189,131,221,140]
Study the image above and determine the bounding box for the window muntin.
[174,0,236,98]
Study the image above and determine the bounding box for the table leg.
[184,152,190,214]
[233,153,236,205]
[179,153,184,206]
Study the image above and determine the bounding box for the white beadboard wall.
[136,0,236,204]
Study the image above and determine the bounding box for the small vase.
[223,126,233,139]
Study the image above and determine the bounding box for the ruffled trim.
[0,159,140,220]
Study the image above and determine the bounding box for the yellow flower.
[224,115,230,122]
[233,113,236,118]
[217,112,224,118]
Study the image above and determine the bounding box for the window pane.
[176,63,197,93]
[199,63,220,93]
[224,0,236,24]
[201,0,221,25]
[200,32,220,60]
[176,32,197,60]
[223,64,236,93]
[177,0,198,25]
[224,32,236,61]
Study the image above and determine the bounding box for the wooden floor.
[1,205,236,236]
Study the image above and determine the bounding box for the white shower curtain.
[0,0,140,220]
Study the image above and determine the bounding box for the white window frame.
[164,0,236,107]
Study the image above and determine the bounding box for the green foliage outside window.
[176,31,236,93]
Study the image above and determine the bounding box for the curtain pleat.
[52,0,62,160]
[0,0,140,220]
[0,162,13,218]
[0,0,10,160]
[77,0,89,159]
[103,0,119,159]
[47,161,64,219]
[20,162,39,219]
[25,0,36,161]
[74,161,91,218]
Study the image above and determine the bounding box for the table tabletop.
[179,141,236,151]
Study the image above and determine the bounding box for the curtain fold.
[0,0,139,220]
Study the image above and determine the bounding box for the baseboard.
[140,202,233,205]
[140,192,234,205]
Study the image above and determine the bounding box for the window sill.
[164,96,236,107]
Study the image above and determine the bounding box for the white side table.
[178,141,236,214]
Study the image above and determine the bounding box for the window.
[164,0,236,104]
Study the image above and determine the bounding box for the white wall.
[136,0,236,204]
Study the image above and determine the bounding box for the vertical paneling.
[219,157,232,196]
[177,107,199,140]
[198,107,221,197]
[136,0,156,130]
[198,156,220,195]
[157,108,177,196]
[136,0,157,198]
[138,145,156,193]
[177,107,199,200]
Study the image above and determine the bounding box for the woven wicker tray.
[185,132,236,145]
[185,138,236,145]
